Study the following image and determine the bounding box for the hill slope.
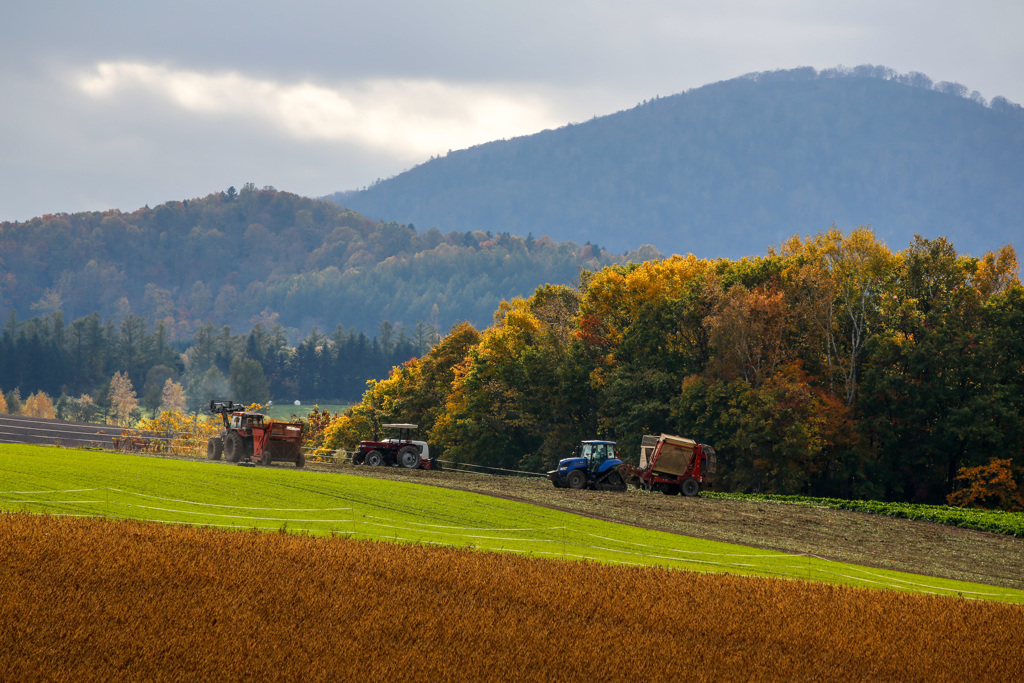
[0,186,632,337]
[332,66,1024,258]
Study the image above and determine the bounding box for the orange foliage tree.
[947,458,1024,511]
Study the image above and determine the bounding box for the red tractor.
[624,433,716,496]
[352,423,438,469]
[207,400,305,467]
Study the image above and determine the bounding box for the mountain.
[329,66,1024,258]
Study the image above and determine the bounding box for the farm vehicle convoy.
[201,399,714,496]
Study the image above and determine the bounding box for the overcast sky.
[2,0,1022,222]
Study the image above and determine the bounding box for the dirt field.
[302,460,1024,591]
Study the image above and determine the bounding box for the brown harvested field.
[304,461,1024,591]
[2,513,1022,682]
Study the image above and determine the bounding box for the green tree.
[230,357,270,405]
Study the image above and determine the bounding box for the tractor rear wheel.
[365,450,385,467]
[207,437,223,461]
[603,471,627,492]
[567,470,587,490]
[398,445,420,469]
[681,478,699,497]
[224,432,244,463]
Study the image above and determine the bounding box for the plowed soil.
[301,460,1024,591]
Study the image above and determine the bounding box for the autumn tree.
[109,371,139,426]
[158,379,187,414]
[947,458,1024,511]
[22,391,56,419]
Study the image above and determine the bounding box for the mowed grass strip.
[1,443,1021,602]
[2,513,1022,683]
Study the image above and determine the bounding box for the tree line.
[323,229,1024,507]
[0,310,437,423]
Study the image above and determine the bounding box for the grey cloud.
[2,0,1022,221]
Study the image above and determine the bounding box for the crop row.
[704,491,1024,537]
[2,513,1022,682]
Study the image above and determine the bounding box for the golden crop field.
[2,512,1021,682]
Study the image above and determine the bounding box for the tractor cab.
[230,412,265,432]
[580,441,617,472]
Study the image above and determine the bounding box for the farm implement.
[625,434,716,496]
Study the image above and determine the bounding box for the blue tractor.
[547,440,627,491]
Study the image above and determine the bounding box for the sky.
[2,0,1022,222]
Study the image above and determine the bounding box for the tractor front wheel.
[365,450,385,467]
[224,432,244,463]
[681,478,699,497]
[207,437,223,461]
[398,445,420,469]
[567,469,587,490]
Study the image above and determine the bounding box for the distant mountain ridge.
[329,66,1024,258]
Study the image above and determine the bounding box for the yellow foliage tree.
[0,390,7,414]
[136,410,223,456]
[22,392,56,419]
[109,371,139,426]
[158,379,187,414]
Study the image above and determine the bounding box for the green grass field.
[2,443,1021,604]
[261,402,350,420]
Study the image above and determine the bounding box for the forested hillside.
[0,185,639,338]
[324,230,1024,506]
[333,66,1024,258]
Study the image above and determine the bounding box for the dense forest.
[334,65,1024,259]
[0,311,433,418]
[323,229,1023,506]
[0,186,642,339]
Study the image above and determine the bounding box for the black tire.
[352,451,366,465]
[567,469,587,490]
[365,450,385,467]
[207,437,223,461]
[398,445,420,469]
[295,446,305,468]
[681,478,699,497]
[261,443,274,467]
[224,432,244,463]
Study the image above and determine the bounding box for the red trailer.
[625,434,716,496]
